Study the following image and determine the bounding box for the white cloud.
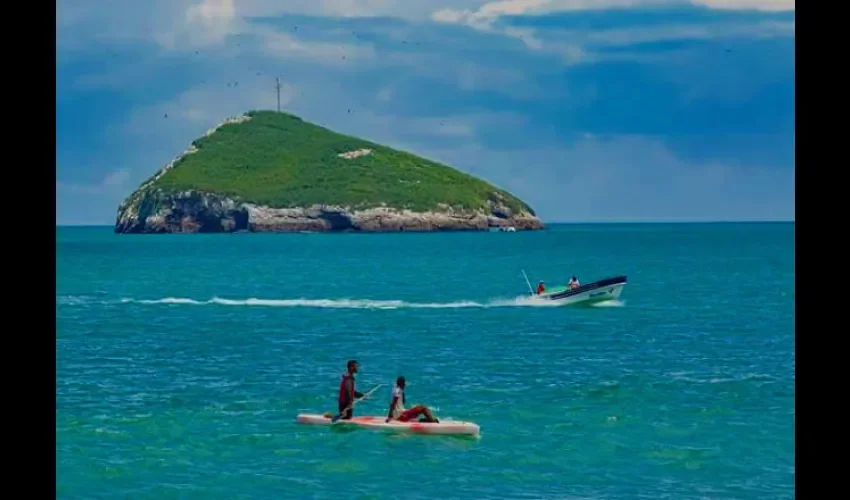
[258,29,377,65]
[503,26,544,48]
[186,0,236,25]
[374,51,537,98]
[181,0,238,46]
[431,0,758,25]
[57,168,135,224]
[326,109,528,144]
[103,169,131,188]
[431,8,467,24]
[433,0,794,27]
[574,19,793,46]
[57,0,194,51]
[57,169,131,196]
[235,0,465,20]
[58,0,794,74]
[430,0,793,65]
[123,79,297,140]
[349,113,481,139]
[375,87,394,101]
[692,0,794,11]
[58,0,796,51]
[57,0,373,55]
[415,135,794,221]
[477,0,552,17]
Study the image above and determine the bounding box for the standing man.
[337,360,364,420]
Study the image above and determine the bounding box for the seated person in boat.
[536,280,546,295]
[385,376,439,423]
[568,276,580,289]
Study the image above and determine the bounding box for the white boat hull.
[296,414,480,436]
[535,275,626,306]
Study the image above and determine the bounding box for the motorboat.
[527,274,627,305]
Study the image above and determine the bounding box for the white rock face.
[337,149,372,160]
[115,191,544,234]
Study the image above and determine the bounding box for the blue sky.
[56,0,795,225]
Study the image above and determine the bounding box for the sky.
[56,0,795,225]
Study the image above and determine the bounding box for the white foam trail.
[130,297,204,305]
[591,300,625,308]
[57,295,90,305]
[120,295,566,309]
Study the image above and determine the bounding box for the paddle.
[330,384,384,422]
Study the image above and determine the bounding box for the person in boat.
[385,376,439,423]
[337,360,364,420]
[536,280,546,295]
[568,275,580,290]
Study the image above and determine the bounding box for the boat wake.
[115,295,573,310]
[58,294,624,310]
[589,299,626,308]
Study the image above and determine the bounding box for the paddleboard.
[296,413,480,436]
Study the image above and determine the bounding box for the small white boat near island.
[522,271,627,306]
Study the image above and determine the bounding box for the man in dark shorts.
[337,360,364,420]
[385,376,439,423]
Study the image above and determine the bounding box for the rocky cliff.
[115,111,544,233]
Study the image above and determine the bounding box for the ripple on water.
[56,224,794,498]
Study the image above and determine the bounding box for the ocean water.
[56,222,795,499]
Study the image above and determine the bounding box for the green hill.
[115,110,544,233]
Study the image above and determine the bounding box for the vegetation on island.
[149,110,535,215]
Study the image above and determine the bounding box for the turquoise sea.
[56,222,794,499]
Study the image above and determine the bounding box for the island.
[114,110,545,233]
